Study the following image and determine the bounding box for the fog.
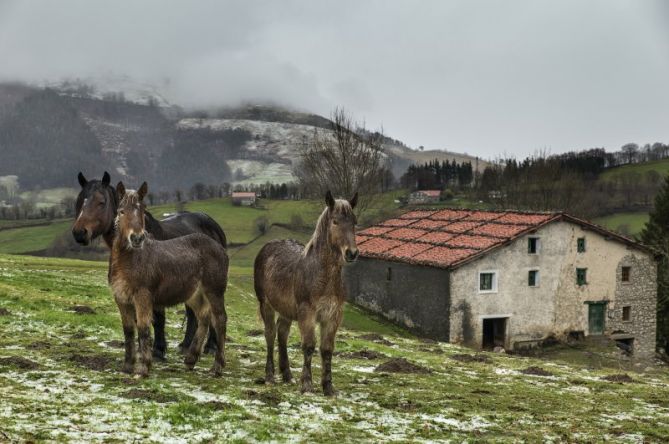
[1,0,667,157]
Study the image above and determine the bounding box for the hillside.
[0,254,668,442]
[0,83,484,191]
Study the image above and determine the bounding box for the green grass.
[0,220,71,254]
[594,212,649,237]
[1,254,668,442]
[600,158,669,182]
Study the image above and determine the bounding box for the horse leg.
[320,308,342,397]
[204,322,218,355]
[152,307,167,361]
[298,310,317,394]
[184,293,209,370]
[134,294,154,377]
[277,316,292,383]
[260,302,276,383]
[206,292,227,376]
[116,301,136,374]
[179,305,197,353]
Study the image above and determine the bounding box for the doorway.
[588,303,606,335]
[482,317,507,349]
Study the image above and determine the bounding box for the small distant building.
[409,190,441,204]
[345,209,658,359]
[231,192,256,206]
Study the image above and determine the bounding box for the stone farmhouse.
[231,192,257,206]
[345,209,657,359]
[408,190,441,205]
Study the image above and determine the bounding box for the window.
[528,270,539,287]
[528,237,540,254]
[577,237,586,253]
[386,267,392,281]
[576,268,587,286]
[622,306,631,321]
[621,266,631,282]
[479,271,497,292]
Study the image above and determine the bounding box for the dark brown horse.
[72,172,225,359]
[254,191,358,396]
[110,182,229,377]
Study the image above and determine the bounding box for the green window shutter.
[528,270,538,286]
[576,268,587,285]
[480,273,494,291]
[577,238,586,253]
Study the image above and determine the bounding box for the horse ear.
[350,192,358,209]
[101,171,111,186]
[116,181,126,198]
[325,190,335,210]
[138,182,148,201]
[77,172,87,188]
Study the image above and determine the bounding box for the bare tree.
[621,143,639,164]
[295,107,386,212]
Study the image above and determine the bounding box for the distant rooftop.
[356,209,649,269]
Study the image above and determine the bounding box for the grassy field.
[0,220,71,254]
[600,158,669,182]
[1,254,668,442]
[594,212,649,237]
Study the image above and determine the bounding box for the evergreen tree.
[640,175,669,353]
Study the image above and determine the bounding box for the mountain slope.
[0,83,485,190]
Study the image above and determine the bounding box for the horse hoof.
[300,380,313,394]
[211,364,223,377]
[322,383,336,397]
[152,350,166,362]
[282,372,293,383]
[264,374,275,385]
[136,365,149,378]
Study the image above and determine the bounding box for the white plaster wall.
[449,220,656,355]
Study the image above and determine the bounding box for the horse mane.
[303,199,353,256]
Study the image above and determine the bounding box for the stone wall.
[344,258,451,340]
[608,254,657,359]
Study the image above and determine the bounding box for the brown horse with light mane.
[254,191,358,396]
[110,181,229,377]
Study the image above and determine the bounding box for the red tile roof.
[414,190,441,197]
[357,208,561,269]
[357,208,654,269]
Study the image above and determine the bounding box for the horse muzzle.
[344,248,359,263]
[129,233,146,249]
[72,228,89,246]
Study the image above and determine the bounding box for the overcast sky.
[0,0,667,158]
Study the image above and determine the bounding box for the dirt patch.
[521,366,554,377]
[105,340,125,349]
[339,349,387,360]
[244,389,282,407]
[247,329,264,337]
[357,333,394,346]
[69,305,96,314]
[471,389,492,395]
[419,338,438,344]
[375,358,431,374]
[121,389,176,403]
[450,354,491,364]
[0,308,10,316]
[602,374,635,383]
[27,341,51,350]
[379,399,422,411]
[419,347,444,354]
[67,353,113,371]
[205,401,235,411]
[0,356,40,370]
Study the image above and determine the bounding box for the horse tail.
[198,213,227,249]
